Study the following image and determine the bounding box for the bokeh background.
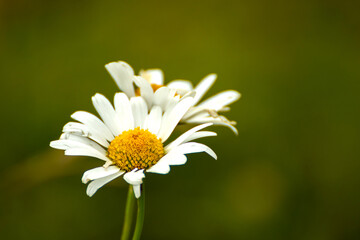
[1,0,360,239]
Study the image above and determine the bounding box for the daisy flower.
[50,92,217,198]
[105,61,241,134]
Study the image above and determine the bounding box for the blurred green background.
[1,0,360,239]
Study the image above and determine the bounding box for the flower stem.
[121,185,135,240]
[132,184,145,240]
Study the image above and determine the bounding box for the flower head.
[105,61,241,134]
[50,92,216,198]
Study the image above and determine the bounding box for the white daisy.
[50,92,217,198]
[105,61,241,134]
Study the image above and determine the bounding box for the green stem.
[132,184,145,240]
[121,185,135,240]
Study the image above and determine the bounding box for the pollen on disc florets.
[107,127,165,172]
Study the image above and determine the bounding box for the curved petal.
[182,106,207,120]
[140,69,164,85]
[82,166,120,184]
[71,111,114,142]
[59,133,106,153]
[164,151,187,166]
[167,80,193,95]
[105,61,135,97]
[165,123,213,151]
[50,134,108,161]
[123,170,145,199]
[62,122,109,148]
[123,169,145,185]
[182,131,217,143]
[184,115,238,135]
[64,147,109,161]
[193,74,217,105]
[173,142,217,160]
[86,171,124,197]
[62,122,90,137]
[146,157,170,174]
[197,90,241,111]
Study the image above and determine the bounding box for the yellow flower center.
[107,127,165,172]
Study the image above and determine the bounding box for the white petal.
[114,92,134,132]
[165,123,213,151]
[167,80,193,95]
[123,170,145,198]
[193,74,217,105]
[62,122,89,136]
[133,184,141,199]
[59,133,106,153]
[197,90,241,111]
[140,69,164,85]
[146,157,171,174]
[153,87,171,110]
[214,122,238,135]
[164,90,180,111]
[182,106,207,120]
[71,111,114,141]
[184,116,238,135]
[130,97,148,128]
[86,171,124,197]
[164,151,187,166]
[157,97,195,142]
[82,166,120,184]
[62,122,109,148]
[105,61,135,97]
[123,169,145,185]
[50,139,68,150]
[181,90,196,100]
[133,76,154,108]
[145,106,162,135]
[92,93,122,136]
[174,142,217,160]
[219,106,230,112]
[65,147,109,161]
[215,120,238,135]
[50,135,108,162]
[183,131,217,142]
